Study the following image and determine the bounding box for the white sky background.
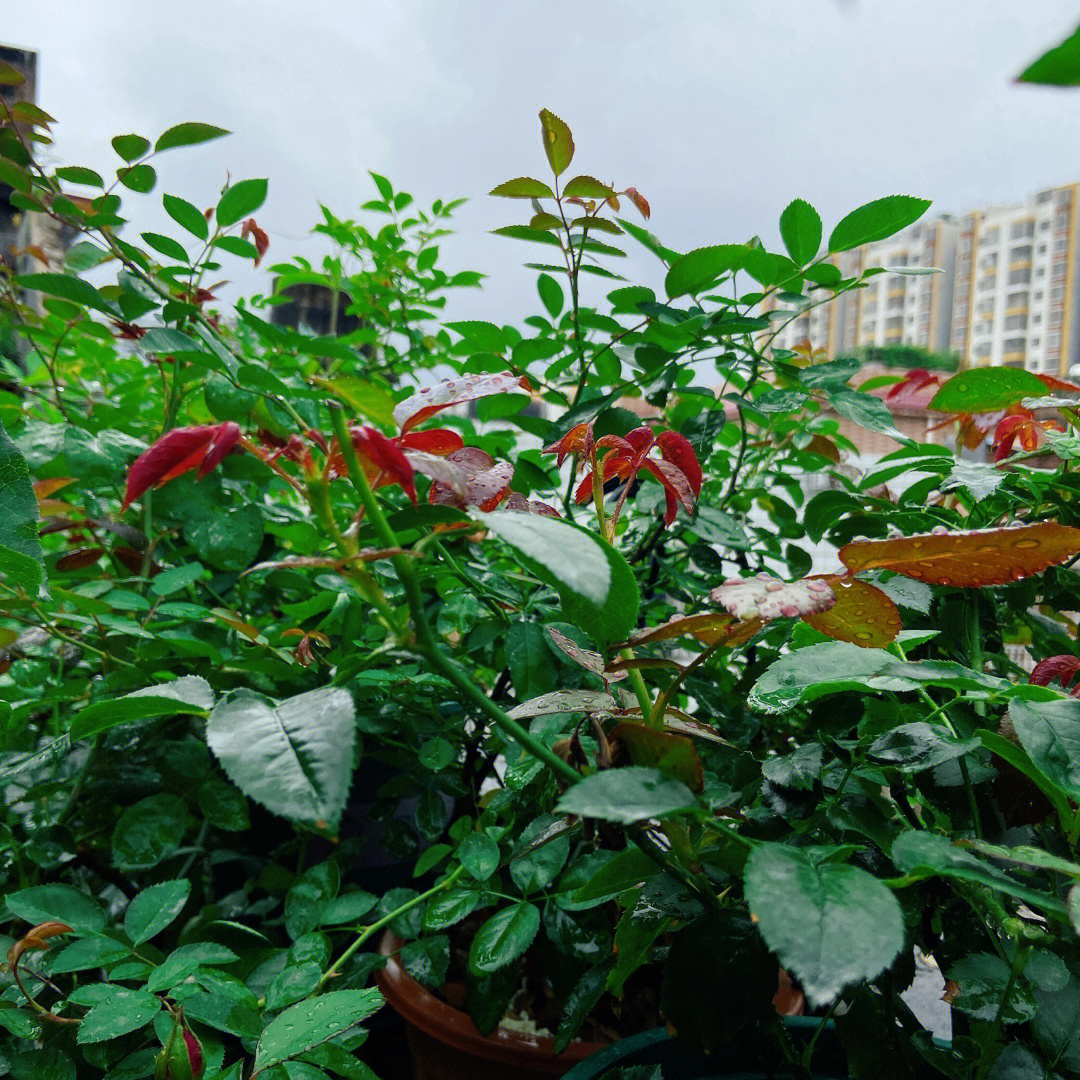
[8,1,1080,327]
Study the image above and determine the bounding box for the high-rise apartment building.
[761,218,957,357]
[845,219,958,354]
[949,184,1080,377]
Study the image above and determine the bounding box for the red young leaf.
[352,425,417,502]
[709,573,835,623]
[802,576,901,648]
[399,429,464,456]
[1029,655,1080,694]
[122,422,241,511]
[569,425,701,528]
[393,372,530,433]
[426,447,514,512]
[56,547,106,572]
[623,187,651,219]
[642,458,696,526]
[501,492,561,517]
[839,522,1080,586]
[542,421,594,467]
[655,430,703,496]
[241,217,269,264]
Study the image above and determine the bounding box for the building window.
[1038,190,1053,204]
[1004,314,1028,330]
[1010,221,1035,239]
[1007,268,1032,285]
[1038,244,1048,255]
[983,227,1000,245]
[1005,291,1027,308]
[979,275,997,291]
[1011,245,1033,260]
[1055,238,1069,253]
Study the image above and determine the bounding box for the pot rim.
[374,929,608,1070]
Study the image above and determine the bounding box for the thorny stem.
[314,865,466,995]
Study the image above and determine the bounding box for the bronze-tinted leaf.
[612,722,704,792]
[803,576,901,648]
[56,547,105,571]
[623,612,736,646]
[839,522,1080,586]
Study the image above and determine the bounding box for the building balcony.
[1002,351,1026,363]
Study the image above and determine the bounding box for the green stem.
[315,865,466,994]
[621,650,656,725]
[328,404,580,786]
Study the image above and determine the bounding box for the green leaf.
[54,166,103,187]
[0,420,44,598]
[779,199,822,265]
[312,377,397,428]
[400,935,450,989]
[5,884,105,933]
[253,989,384,1073]
[539,109,574,177]
[146,942,239,993]
[556,767,697,825]
[744,843,904,1007]
[444,320,507,353]
[459,832,500,880]
[285,861,340,940]
[423,889,481,931]
[265,962,323,1011]
[928,367,1048,413]
[112,134,151,162]
[505,622,558,702]
[510,815,570,894]
[184,504,264,571]
[749,642,910,713]
[948,953,1035,1023]
[554,960,614,1053]
[213,235,259,259]
[0,157,30,194]
[124,880,191,944]
[49,936,130,973]
[163,193,209,240]
[118,164,156,193]
[76,989,161,1044]
[155,122,230,152]
[206,686,356,829]
[891,831,1064,915]
[14,272,116,315]
[492,224,563,247]
[665,244,749,299]
[569,849,656,907]
[112,793,189,870]
[536,273,564,318]
[472,511,639,644]
[1009,697,1080,802]
[562,175,616,199]
[826,390,910,443]
[140,231,189,262]
[1018,22,1080,85]
[151,562,206,596]
[69,676,213,741]
[467,903,541,975]
[489,177,555,199]
[828,196,932,253]
[216,178,268,227]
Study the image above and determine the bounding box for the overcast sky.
[8,1,1080,324]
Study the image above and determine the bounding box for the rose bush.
[2,69,1080,1080]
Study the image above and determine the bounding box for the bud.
[155,1013,204,1080]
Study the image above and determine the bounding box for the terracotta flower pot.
[375,931,606,1080]
[375,931,807,1080]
